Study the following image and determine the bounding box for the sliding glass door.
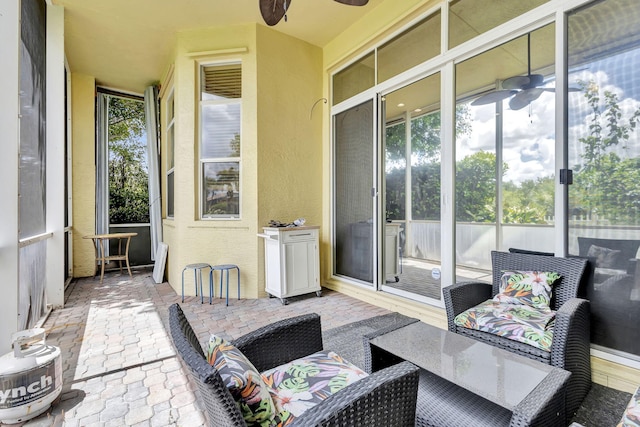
[382,73,443,300]
[334,100,377,286]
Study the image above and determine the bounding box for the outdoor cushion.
[588,244,623,269]
[454,300,556,352]
[207,335,277,426]
[493,270,561,308]
[261,350,369,423]
[618,386,640,427]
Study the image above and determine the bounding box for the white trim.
[592,347,640,370]
[165,87,175,218]
[197,61,243,220]
[381,284,445,309]
[0,0,20,354]
[187,47,248,58]
[65,56,74,279]
[441,60,456,294]
[46,3,65,308]
[555,8,569,256]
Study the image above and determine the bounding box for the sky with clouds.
[457,48,640,185]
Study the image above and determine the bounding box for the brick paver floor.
[4,268,390,427]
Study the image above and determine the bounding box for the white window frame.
[198,60,242,220]
[166,88,175,218]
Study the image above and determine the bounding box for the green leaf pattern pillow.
[261,351,368,421]
[207,335,276,427]
[493,270,561,308]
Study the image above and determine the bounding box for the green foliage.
[385,79,640,226]
[455,151,500,222]
[107,96,149,224]
[572,80,640,224]
[503,176,554,224]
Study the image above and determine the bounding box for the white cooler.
[0,328,62,424]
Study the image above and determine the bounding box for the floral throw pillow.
[207,335,276,427]
[493,270,561,309]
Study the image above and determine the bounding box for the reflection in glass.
[449,0,548,49]
[567,0,640,358]
[202,162,240,218]
[332,52,375,106]
[201,104,241,159]
[378,11,441,83]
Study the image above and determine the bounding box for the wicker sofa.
[168,303,420,426]
[443,251,590,423]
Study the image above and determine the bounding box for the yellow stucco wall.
[71,73,96,277]
[255,25,324,289]
[161,24,322,299]
[161,24,259,299]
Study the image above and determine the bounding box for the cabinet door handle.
[290,233,311,237]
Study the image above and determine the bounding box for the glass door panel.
[382,73,443,300]
[455,25,555,276]
[334,100,376,285]
[567,0,640,358]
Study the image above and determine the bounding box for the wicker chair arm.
[291,361,420,427]
[550,298,591,420]
[509,367,571,427]
[550,298,590,368]
[443,281,492,331]
[232,313,323,372]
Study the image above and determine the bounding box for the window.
[378,11,441,83]
[166,89,175,218]
[333,52,375,106]
[448,0,548,48]
[567,0,640,358]
[200,63,241,219]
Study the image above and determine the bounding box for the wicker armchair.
[443,251,590,422]
[168,303,420,426]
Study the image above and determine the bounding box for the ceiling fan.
[471,33,556,110]
[259,0,369,27]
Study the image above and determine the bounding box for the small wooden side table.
[83,232,138,282]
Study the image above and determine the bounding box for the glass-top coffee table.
[365,321,570,427]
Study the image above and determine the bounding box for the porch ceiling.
[52,0,386,93]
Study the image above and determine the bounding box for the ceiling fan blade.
[526,74,544,88]
[502,75,530,90]
[260,0,291,26]
[509,88,545,110]
[471,90,517,106]
[334,0,369,5]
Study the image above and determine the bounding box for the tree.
[503,176,554,224]
[572,79,640,224]
[455,151,502,222]
[385,104,471,164]
[108,96,149,224]
[385,105,472,220]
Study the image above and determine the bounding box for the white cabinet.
[385,223,400,282]
[259,226,321,305]
[344,222,400,283]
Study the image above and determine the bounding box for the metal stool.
[210,264,240,306]
[181,263,213,304]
